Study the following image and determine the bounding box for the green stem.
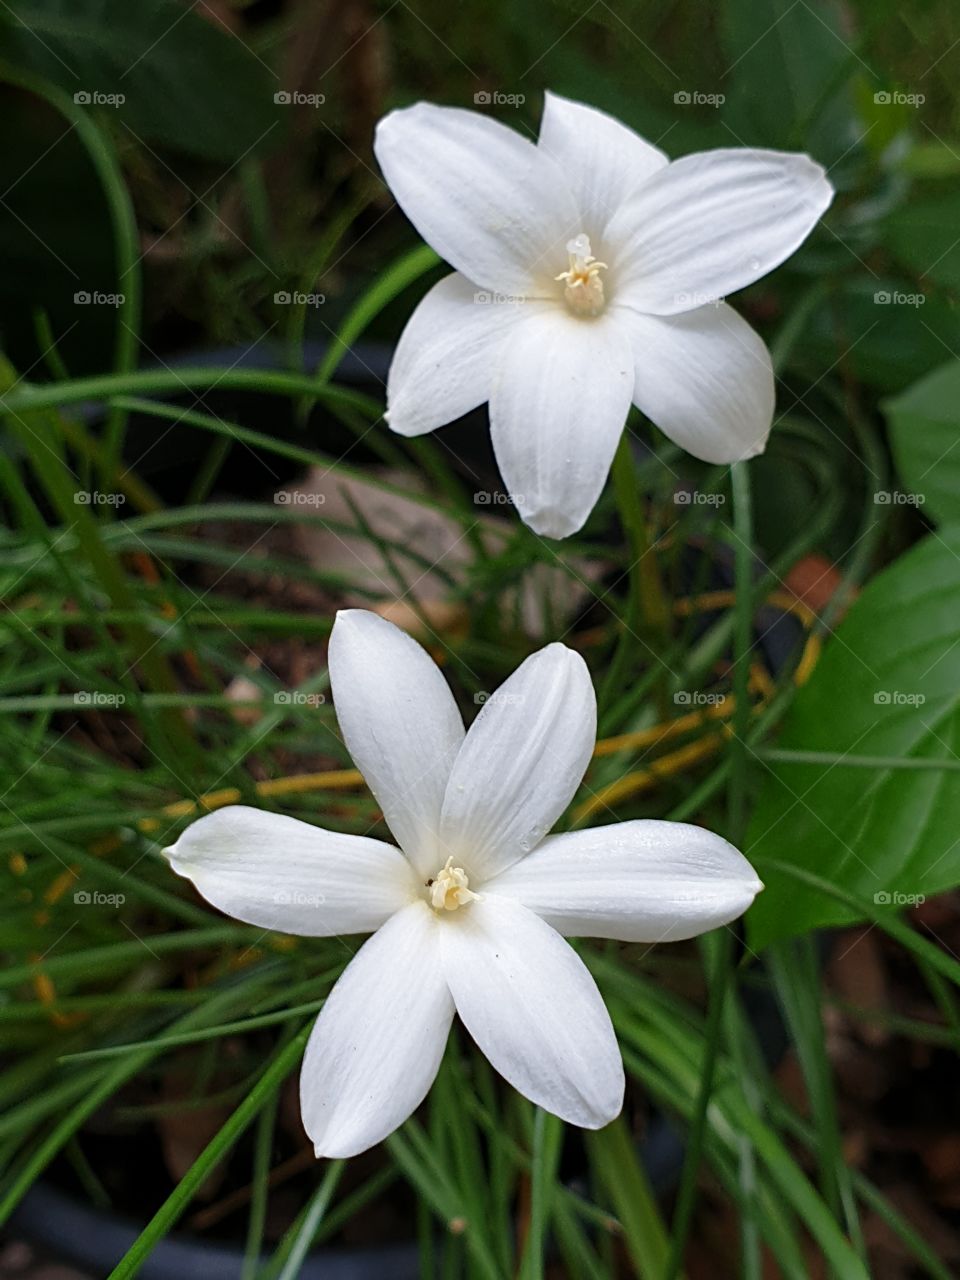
[587,1117,673,1280]
[760,748,960,772]
[617,432,670,634]
[3,392,196,767]
[0,927,253,990]
[728,462,754,844]
[664,928,734,1280]
[59,996,329,1062]
[600,433,669,721]
[768,939,857,1244]
[666,460,753,1278]
[520,1109,563,1280]
[2,368,379,418]
[241,1092,279,1280]
[314,243,439,384]
[275,1160,345,1280]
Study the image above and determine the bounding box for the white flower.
[164,610,762,1157]
[375,92,834,538]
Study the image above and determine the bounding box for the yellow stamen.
[429,857,478,912]
[555,233,607,316]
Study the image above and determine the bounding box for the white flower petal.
[537,91,667,236]
[328,610,464,877]
[386,272,530,438]
[374,103,579,296]
[438,643,595,883]
[617,302,775,463]
[607,148,833,315]
[441,896,624,1128]
[301,902,454,1158]
[487,820,763,942]
[488,308,634,538]
[164,806,416,936]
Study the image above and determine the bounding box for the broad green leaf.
[885,359,960,526]
[0,0,277,161]
[884,190,960,292]
[748,528,960,949]
[719,0,854,156]
[803,279,959,396]
[900,141,960,180]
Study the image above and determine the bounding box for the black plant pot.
[11,1182,420,1280]
[110,339,503,505]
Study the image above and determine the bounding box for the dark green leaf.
[719,0,855,156]
[885,358,960,524]
[802,279,959,396]
[748,528,960,949]
[0,0,278,161]
[884,190,960,292]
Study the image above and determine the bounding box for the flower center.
[555,233,607,317]
[428,857,478,912]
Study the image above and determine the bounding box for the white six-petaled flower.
[375,92,834,538]
[164,610,762,1157]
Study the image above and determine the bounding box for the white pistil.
[555,233,608,317]
[428,857,478,912]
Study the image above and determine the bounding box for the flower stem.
[728,461,754,845]
[276,1160,346,1280]
[664,928,733,1280]
[665,460,754,1278]
[587,1116,671,1278]
[600,433,669,719]
[520,1108,563,1280]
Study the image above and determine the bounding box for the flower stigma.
[428,857,479,912]
[555,233,608,316]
